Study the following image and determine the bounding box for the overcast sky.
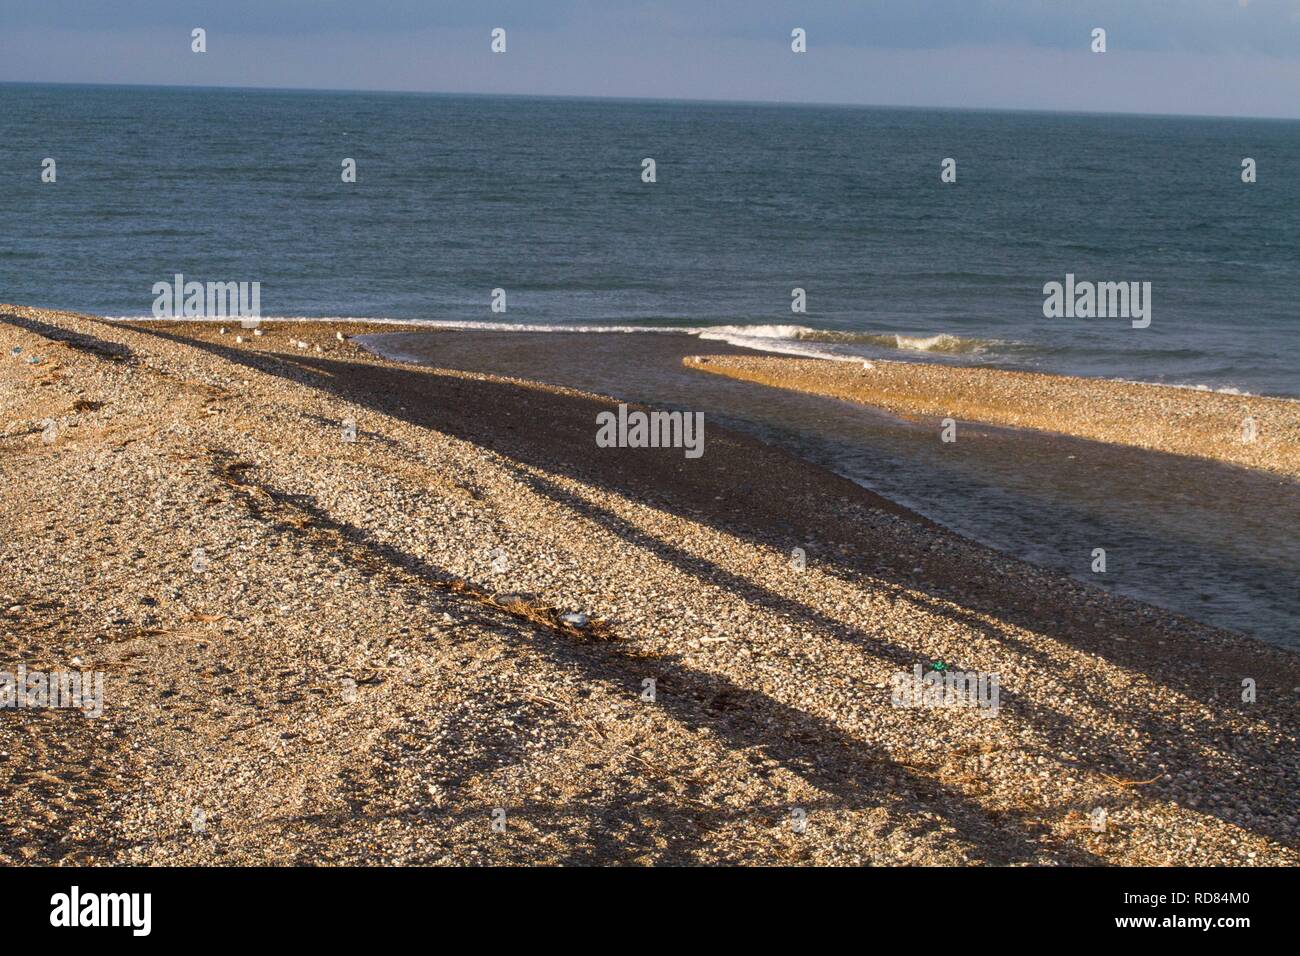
[1,1,1298,118]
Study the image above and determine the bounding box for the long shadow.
[498,459,1299,847]
[209,467,1101,865]
[33,316,1300,851]
[1,312,137,364]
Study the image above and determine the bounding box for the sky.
[1,1,1298,118]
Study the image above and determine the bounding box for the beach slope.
[1,306,1296,866]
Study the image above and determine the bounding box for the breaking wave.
[110,316,1007,355]
[694,324,1007,355]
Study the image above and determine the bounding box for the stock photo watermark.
[50,887,151,936]
[891,663,1000,717]
[1043,273,1151,328]
[596,404,705,458]
[152,274,261,324]
[1,663,104,718]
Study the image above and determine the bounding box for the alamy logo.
[1,663,103,718]
[596,403,704,458]
[50,886,151,936]
[152,273,261,321]
[1043,273,1151,328]
[891,663,1000,716]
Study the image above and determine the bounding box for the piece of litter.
[559,612,589,628]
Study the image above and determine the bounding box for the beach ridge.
[684,354,1300,479]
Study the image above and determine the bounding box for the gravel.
[1,305,1296,866]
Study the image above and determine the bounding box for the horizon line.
[3,78,1296,125]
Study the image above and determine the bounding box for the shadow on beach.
[8,311,1296,860]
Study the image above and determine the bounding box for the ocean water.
[2,82,1297,396]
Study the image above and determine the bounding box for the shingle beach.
[2,307,1296,866]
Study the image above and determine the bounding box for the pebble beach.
[2,306,1297,866]
[684,355,1300,479]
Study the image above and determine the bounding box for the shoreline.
[3,306,1297,866]
[108,317,1300,403]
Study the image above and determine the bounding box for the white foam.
[104,315,1004,365]
[695,329,860,362]
[696,323,821,341]
[1110,377,1264,398]
[108,315,985,344]
[892,333,966,352]
[106,315,689,333]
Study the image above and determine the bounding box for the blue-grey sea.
[2,83,1297,395]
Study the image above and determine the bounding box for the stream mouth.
[361,327,1300,649]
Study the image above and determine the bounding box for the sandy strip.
[684,355,1300,479]
[1,307,1297,866]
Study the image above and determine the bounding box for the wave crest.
[696,325,1000,354]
